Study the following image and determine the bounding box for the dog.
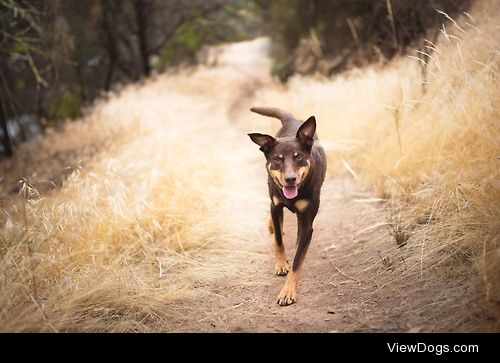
[248,107,326,306]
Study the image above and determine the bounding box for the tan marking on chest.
[272,196,281,206]
[294,199,309,212]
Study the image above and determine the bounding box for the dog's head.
[248,116,316,199]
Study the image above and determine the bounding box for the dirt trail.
[160,39,495,332]
[195,179,397,332]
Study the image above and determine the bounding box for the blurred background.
[1,0,470,155]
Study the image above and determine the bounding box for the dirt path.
[196,178,397,333]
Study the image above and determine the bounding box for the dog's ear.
[296,116,316,148]
[248,133,276,153]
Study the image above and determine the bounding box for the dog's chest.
[273,194,309,214]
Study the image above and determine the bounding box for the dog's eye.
[294,153,303,160]
[272,155,283,164]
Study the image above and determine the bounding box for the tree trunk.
[0,99,13,157]
[102,1,118,91]
[134,0,151,77]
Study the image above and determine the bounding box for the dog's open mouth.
[282,185,298,199]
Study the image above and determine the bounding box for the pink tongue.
[282,186,298,199]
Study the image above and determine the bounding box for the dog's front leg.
[277,206,317,306]
[271,203,289,276]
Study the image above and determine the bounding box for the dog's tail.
[250,107,296,125]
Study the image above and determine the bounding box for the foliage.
[258,0,471,81]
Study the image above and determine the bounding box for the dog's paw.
[275,261,290,276]
[277,283,297,306]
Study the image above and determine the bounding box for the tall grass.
[0,58,268,331]
[252,1,499,322]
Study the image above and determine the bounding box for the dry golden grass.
[0,59,269,331]
[251,1,500,322]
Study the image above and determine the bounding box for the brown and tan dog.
[248,107,326,306]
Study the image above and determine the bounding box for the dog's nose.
[285,173,297,185]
